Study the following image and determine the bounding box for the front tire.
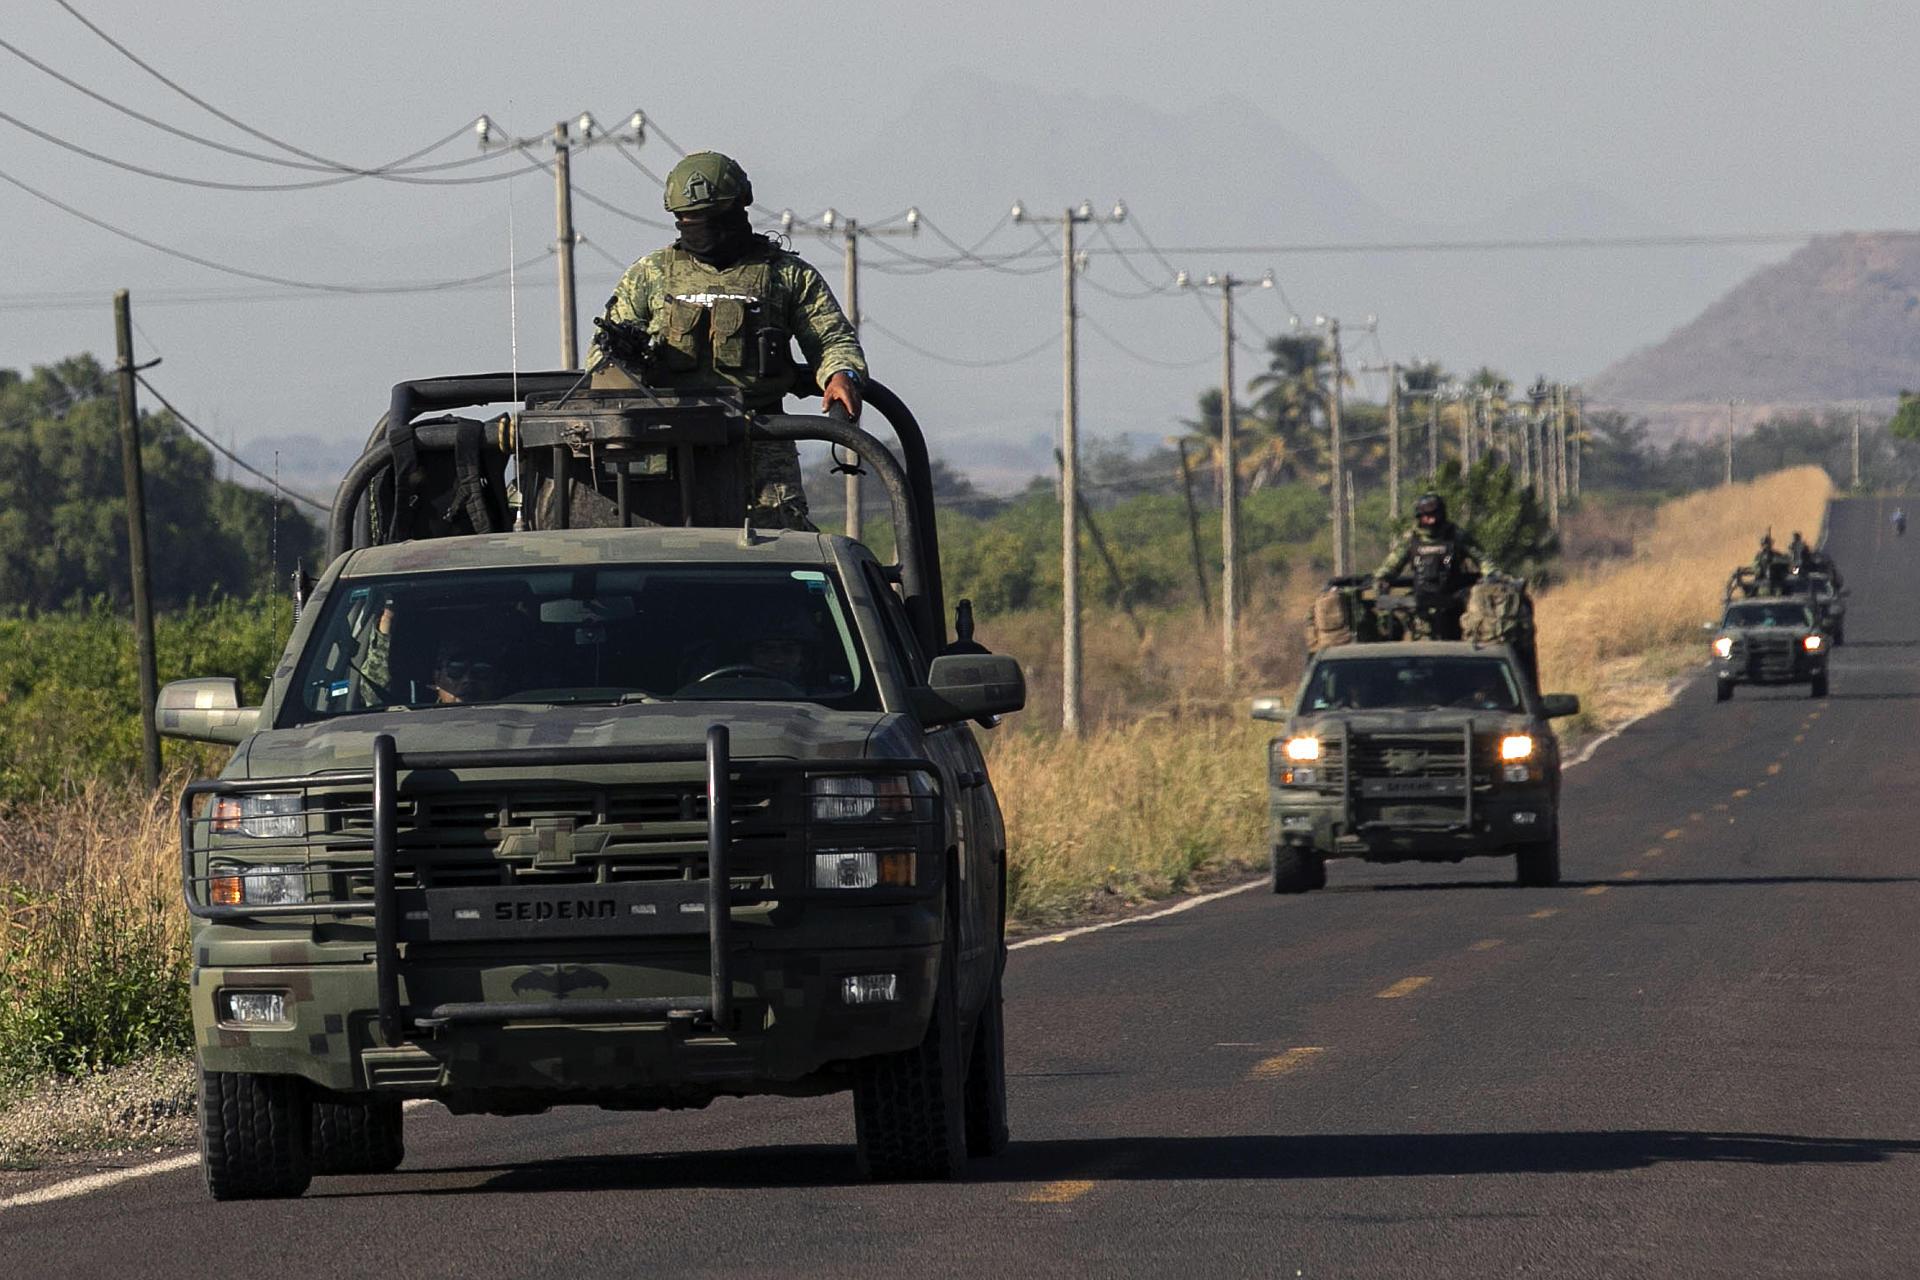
[311,1095,406,1175]
[1272,843,1323,894]
[962,968,1009,1158]
[853,947,968,1181]
[1515,833,1561,888]
[1811,674,1829,698]
[1715,677,1734,703]
[200,1069,313,1201]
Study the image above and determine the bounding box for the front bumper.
[1716,653,1825,685]
[1270,786,1556,861]
[193,935,940,1098]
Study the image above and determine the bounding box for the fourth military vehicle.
[160,373,1023,1198]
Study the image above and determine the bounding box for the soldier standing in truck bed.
[589,151,867,529]
[1373,492,1504,640]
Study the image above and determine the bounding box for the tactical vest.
[648,246,796,407]
[1409,533,1461,596]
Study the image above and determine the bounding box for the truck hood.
[1292,709,1535,736]
[237,702,888,779]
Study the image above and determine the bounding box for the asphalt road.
[9,497,1918,1278]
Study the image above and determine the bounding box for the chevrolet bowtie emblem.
[495,817,610,867]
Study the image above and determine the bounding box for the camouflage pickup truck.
[1710,596,1829,701]
[1253,640,1579,891]
[160,375,1023,1198]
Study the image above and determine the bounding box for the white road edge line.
[1009,877,1266,951]
[1,1099,432,1212]
[1564,675,1694,770]
[12,674,1683,1214]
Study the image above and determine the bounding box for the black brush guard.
[180,729,939,1044]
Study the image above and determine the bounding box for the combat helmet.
[1414,492,1447,527]
[664,152,753,214]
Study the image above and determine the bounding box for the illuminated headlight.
[812,850,916,889]
[210,863,309,906]
[1499,735,1535,761]
[1802,635,1824,652]
[1712,636,1734,659]
[1284,736,1321,762]
[841,973,900,1005]
[808,774,914,821]
[1282,766,1318,786]
[211,792,304,839]
[219,990,289,1025]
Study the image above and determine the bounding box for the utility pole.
[786,208,921,539]
[1013,199,1126,735]
[1303,315,1359,575]
[1724,399,1737,486]
[1386,362,1401,519]
[1554,382,1570,502]
[1459,390,1473,470]
[1852,411,1862,489]
[1569,388,1582,499]
[114,291,160,791]
[478,112,646,370]
[552,122,579,368]
[1427,392,1439,478]
[1547,385,1563,529]
[1175,440,1212,620]
[1182,270,1273,667]
[1343,470,1357,570]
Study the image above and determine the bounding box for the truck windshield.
[1300,655,1522,713]
[1724,603,1813,628]
[284,564,876,723]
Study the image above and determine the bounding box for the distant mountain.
[1589,232,1920,416]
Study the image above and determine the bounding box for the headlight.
[1500,735,1535,761]
[812,850,916,888]
[210,792,304,839]
[209,863,309,906]
[1284,736,1321,762]
[1802,635,1823,651]
[1712,636,1734,659]
[808,774,915,821]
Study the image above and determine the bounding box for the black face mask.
[677,208,754,266]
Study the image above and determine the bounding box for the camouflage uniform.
[1374,521,1503,641]
[590,244,866,530]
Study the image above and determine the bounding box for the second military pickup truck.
[1254,640,1579,891]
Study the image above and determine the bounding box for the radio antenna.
[508,166,525,528]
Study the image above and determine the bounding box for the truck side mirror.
[1539,693,1580,719]
[1250,696,1288,722]
[911,654,1025,726]
[157,677,260,745]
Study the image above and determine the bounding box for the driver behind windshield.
[431,639,504,704]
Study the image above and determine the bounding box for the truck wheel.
[1271,844,1323,894]
[311,1095,405,1175]
[200,1068,313,1200]
[1714,677,1733,703]
[962,967,1009,1159]
[853,948,967,1181]
[1811,674,1829,699]
[1515,833,1561,888]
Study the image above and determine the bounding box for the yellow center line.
[1644,848,1663,858]
[1766,762,1783,776]
[1687,812,1703,823]
[1732,788,1750,798]
[1245,1046,1327,1081]
[1583,885,1610,896]
[1528,908,1560,919]
[1663,828,1684,840]
[1794,733,1806,744]
[1468,938,1503,951]
[1023,1180,1096,1204]
[1619,868,1642,879]
[1376,975,1432,999]
[1711,802,1729,812]
[1809,709,1823,720]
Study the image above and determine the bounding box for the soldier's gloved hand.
[823,371,863,420]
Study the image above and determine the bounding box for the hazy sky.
[3,0,1916,489]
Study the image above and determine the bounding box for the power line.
[0,161,553,292]
[860,315,1055,368]
[1080,314,1211,369]
[134,372,329,510]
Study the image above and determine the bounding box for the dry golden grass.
[1532,467,1834,729]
